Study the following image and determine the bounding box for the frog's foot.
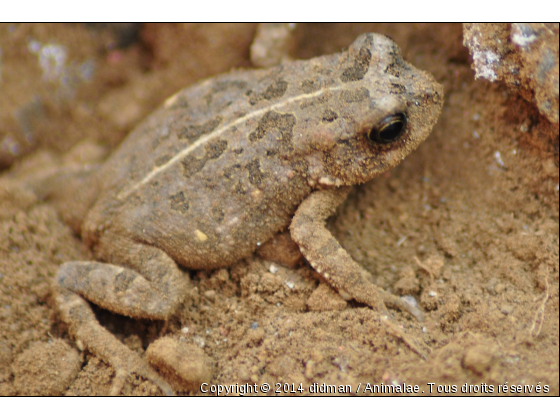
[377,288,424,321]
[290,188,425,322]
[53,285,174,395]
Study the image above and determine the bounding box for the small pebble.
[147,337,213,392]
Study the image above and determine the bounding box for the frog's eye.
[368,113,407,144]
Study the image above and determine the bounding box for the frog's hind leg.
[54,239,190,395]
[290,188,424,321]
[53,283,174,395]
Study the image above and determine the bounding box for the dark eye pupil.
[369,113,407,144]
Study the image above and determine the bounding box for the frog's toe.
[379,289,425,322]
[110,354,174,396]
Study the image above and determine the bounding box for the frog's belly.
[112,192,296,270]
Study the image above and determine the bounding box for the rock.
[463,23,559,124]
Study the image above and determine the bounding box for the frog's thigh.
[290,188,423,320]
[58,241,189,319]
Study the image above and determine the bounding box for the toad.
[52,33,443,394]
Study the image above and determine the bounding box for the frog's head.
[304,33,443,188]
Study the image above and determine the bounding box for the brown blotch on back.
[390,83,407,94]
[169,191,190,214]
[248,79,288,105]
[224,164,241,180]
[182,155,207,178]
[384,52,410,78]
[248,111,296,144]
[263,79,288,100]
[180,116,222,142]
[246,159,266,186]
[300,79,321,94]
[204,80,248,106]
[322,109,339,122]
[341,87,370,103]
[181,138,228,178]
[205,139,228,159]
[340,47,372,82]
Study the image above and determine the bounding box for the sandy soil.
[0,23,558,396]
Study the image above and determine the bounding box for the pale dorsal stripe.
[117,85,344,200]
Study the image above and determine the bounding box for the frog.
[52,33,443,395]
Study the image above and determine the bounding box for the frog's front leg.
[290,188,424,321]
[54,237,189,395]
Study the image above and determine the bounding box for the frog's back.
[83,57,340,268]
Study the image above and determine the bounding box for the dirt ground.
[0,23,558,396]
